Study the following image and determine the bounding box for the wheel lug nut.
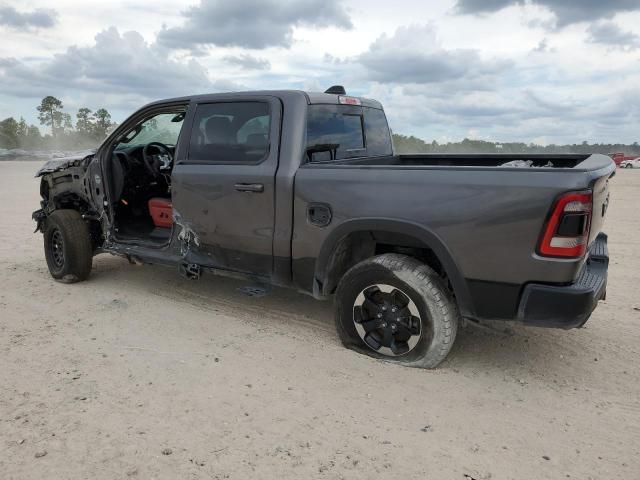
[377,313,383,318]
[382,323,387,328]
[391,308,397,313]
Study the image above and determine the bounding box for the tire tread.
[335,253,459,369]
[44,209,93,283]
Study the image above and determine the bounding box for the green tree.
[61,112,73,133]
[25,125,42,147]
[13,123,43,149]
[36,96,64,137]
[92,108,112,138]
[391,133,431,153]
[76,107,93,134]
[0,117,20,148]
[17,117,28,138]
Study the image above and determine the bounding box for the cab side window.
[188,102,271,164]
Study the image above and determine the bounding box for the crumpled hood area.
[35,150,96,177]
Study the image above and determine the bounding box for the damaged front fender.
[33,149,108,252]
[35,150,96,177]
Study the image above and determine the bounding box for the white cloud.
[0,27,213,101]
[0,0,639,144]
[358,24,511,84]
[157,0,352,50]
[222,54,271,70]
[455,0,640,28]
[587,21,640,50]
[0,5,57,29]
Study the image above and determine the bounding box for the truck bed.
[343,153,608,170]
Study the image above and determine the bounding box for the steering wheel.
[142,142,173,178]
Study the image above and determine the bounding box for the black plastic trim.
[517,233,608,329]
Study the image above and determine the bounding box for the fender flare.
[314,218,474,318]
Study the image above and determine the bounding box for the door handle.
[234,183,264,193]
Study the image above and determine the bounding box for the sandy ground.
[1,161,639,480]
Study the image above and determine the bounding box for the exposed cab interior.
[106,102,272,246]
[108,109,186,245]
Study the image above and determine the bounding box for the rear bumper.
[517,233,608,329]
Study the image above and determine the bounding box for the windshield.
[116,112,185,149]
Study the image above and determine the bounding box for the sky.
[1,0,639,145]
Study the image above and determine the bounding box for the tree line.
[391,134,640,156]
[0,96,115,150]
[2,98,639,155]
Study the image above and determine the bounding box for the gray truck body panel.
[34,90,615,326]
[292,158,613,320]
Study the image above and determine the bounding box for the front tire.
[335,254,459,369]
[625,164,632,168]
[43,210,93,283]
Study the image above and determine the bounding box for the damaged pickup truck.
[33,88,615,368]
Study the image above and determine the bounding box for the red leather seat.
[148,198,173,228]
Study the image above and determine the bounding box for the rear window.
[188,102,271,164]
[306,105,392,162]
[364,108,393,157]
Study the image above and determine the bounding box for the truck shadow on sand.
[87,255,570,374]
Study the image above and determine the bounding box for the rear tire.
[335,254,459,369]
[43,210,93,283]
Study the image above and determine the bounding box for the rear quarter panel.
[292,162,614,317]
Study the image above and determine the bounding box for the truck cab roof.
[143,90,383,110]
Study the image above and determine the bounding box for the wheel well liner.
[314,219,474,317]
[52,191,91,212]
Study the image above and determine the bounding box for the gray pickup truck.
[33,87,615,368]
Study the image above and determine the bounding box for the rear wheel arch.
[314,219,474,318]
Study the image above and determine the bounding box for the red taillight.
[538,191,592,258]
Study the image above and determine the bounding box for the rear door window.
[188,102,271,164]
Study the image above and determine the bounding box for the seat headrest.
[204,116,234,144]
[245,133,268,148]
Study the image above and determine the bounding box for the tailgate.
[589,169,613,245]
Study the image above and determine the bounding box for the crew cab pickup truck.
[33,88,615,368]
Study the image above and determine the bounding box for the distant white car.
[621,158,640,168]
